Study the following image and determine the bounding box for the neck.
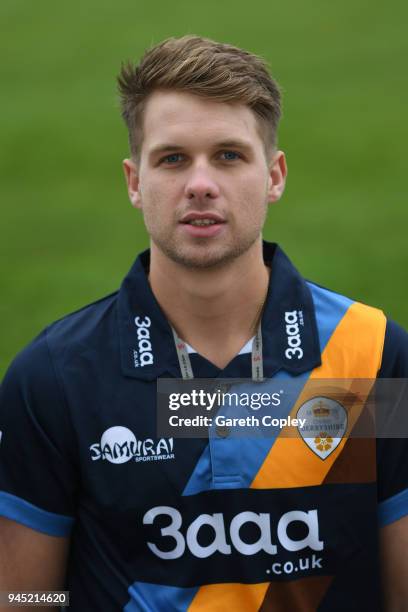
[149,239,270,367]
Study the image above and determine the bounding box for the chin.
[160,241,255,270]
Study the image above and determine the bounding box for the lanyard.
[171,323,264,382]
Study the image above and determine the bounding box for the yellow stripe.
[251,302,385,489]
[188,582,269,611]
[188,302,386,610]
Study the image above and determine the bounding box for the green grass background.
[1,0,407,376]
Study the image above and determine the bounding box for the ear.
[123,158,142,209]
[267,151,287,203]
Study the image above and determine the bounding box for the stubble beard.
[153,232,262,270]
[147,216,266,270]
[143,194,268,270]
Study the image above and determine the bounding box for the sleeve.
[376,319,408,527]
[0,330,78,536]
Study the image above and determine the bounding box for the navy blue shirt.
[1,242,407,611]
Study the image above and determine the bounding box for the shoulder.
[306,280,386,328]
[41,290,120,374]
[45,290,119,351]
[305,280,408,376]
[2,291,119,396]
[379,319,408,377]
[306,280,386,349]
[306,280,354,312]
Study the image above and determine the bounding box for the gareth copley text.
[169,414,306,429]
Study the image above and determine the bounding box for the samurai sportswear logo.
[284,310,304,360]
[133,316,154,367]
[90,426,174,464]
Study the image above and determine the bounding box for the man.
[0,35,407,611]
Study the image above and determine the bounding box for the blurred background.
[1,0,407,376]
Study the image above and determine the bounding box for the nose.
[184,163,220,201]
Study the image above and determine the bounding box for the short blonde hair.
[118,35,282,159]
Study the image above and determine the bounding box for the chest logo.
[90,426,174,464]
[296,397,347,460]
[143,506,323,560]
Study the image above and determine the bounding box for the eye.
[161,153,184,164]
[220,151,241,161]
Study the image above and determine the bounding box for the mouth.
[180,212,226,225]
[179,212,226,237]
[186,218,218,227]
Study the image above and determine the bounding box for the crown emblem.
[312,400,330,417]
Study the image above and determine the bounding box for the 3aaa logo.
[284,311,304,360]
[133,316,154,367]
[143,506,323,559]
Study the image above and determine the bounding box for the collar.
[117,241,321,380]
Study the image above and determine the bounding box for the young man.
[1,36,407,611]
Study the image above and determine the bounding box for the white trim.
[185,337,254,356]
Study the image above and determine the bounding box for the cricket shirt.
[0,241,408,611]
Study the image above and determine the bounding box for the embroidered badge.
[297,397,348,460]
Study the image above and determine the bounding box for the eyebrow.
[215,139,254,151]
[149,144,184,157]
[149,139,254,158]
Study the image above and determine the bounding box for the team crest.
[296,397,348,460]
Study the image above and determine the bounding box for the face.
[124,90,287,269]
